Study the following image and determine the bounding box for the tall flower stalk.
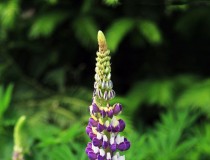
[85,31,130,160]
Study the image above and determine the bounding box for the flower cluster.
[85,31,130,160]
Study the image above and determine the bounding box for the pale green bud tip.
[13,116,26,160]
[14,116,26,150]
[98,30,107,52]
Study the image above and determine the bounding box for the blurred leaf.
[30,52,59,78]
[0,84,14,118]
[195,125,210,155]
[50,144,76,160]
[177,79,210,116]
[0,137,13,160]
[145,80,174,106]
[29,122,60,142]
[45,0,58,5]
[173,74,199,89]
[121,79,174,115]
[146,110,197,160]
[103,0,119,6]
[138,20,162,45]
[125,134,149,160]
[29,12,68,38]
[166,4,189,14]
[0,0,20,29]
[106,18,135,52]
[37,123,83,147]
[118,75,199,116]
[175,8,210,37]
[44,68,66,92]
[73,17,98,47]
[56,123,83,143]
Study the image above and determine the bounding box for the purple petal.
[93,137,102,147]
[112,126,120,132]
[102,141,108,149]
[89,132,96,140]
[92,103,99,113]
[85,147,92,154]
[86,125,92,135]
[118,141,130,151]
[97,123,105,132]
[88,151,97,159]
[118,119,125,132]
[89,118,98,127]
[100,109,106,118]
[87,142,92,148]
[107,109,114,118]
[110,143,117,152]
[106,125,112,132]
[97,155,105,160]
[113,103,122,115]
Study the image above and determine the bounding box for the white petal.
[112,155,117,160]
[120,136,125,143]
[115,152,120,158]
[97,132,102,139]
[92,145,99,153]
[100,149,105,157]
[110,136,115,145]
[103,135,108,142]
[118,155,125,160]
[116,134,121,145]
[89,105,93,114]
[107,152,111,159]
[111,116,119,127]
[111,133,116,137]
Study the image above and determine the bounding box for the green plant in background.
[85,31,130,160]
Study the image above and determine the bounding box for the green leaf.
[138,20,162,45]
[0,84,14,117]
[106,18,135,52]
[2,84,14,110]
[29,12,68,38]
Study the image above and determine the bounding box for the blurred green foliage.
[1,0,210,160]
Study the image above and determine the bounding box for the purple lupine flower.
[85,31,130,160]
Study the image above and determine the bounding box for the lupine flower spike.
[86,31,130,160]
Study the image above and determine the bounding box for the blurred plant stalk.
[13,116,26,160]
